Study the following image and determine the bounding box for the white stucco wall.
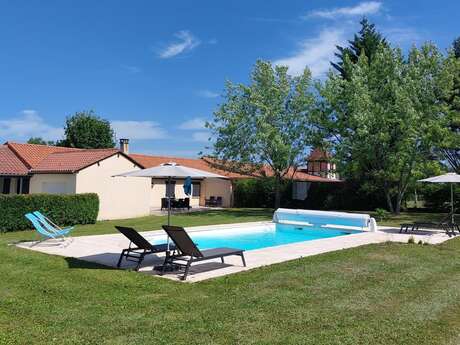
[75,154,150,220]
[201,178,233,207]
[30,174,77,194]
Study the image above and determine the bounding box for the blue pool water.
[156,224,359,251]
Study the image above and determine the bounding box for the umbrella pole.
[167,176,171,250]
[451,183,455,224]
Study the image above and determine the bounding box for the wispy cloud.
[111,120,167,140]
[306,1,383,19]
[178,117,207,130]
[158,30,200,59]
[191,131,210,142]
[196,89,219,98]
[383,27,422,46]
[273,28,346,77]
[0,110,63,141]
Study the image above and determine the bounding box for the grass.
[1,208,460,344]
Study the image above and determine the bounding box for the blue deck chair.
[33,211,73,236]
[24,213,65,242]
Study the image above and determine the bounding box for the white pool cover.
[273,208,377,231]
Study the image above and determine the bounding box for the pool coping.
[16,222,454,283]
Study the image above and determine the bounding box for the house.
[302,148,338,180]
[0,142,150,220]
[0,140,340,220]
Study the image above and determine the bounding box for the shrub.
[375,208,390,221]
[0,193,99,232]
[408,236,415,244]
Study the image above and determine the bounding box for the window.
[165,180,176,198]
[2,178,11,194]
[42,182,68,194]
[192,182,201,197]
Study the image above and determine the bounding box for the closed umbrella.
[418,172,460,224]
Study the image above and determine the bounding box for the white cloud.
[191,131,210,142]
[0,110,63,141]
[158,30,200,59]
[383,27,421,46]
[111,120,167,140]
[196,89,219,98]
[273,28,346,77]
[307,1,382,19]
[179,118,207,130]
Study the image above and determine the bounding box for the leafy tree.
[315,43,453,214]
[331,18,387,79]
[440,40,460,172]
[453,37,460,59]
[58,111,115,149]
[27,137,55,146]
[207,60,315,208]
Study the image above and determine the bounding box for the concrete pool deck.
[16,221,454,282]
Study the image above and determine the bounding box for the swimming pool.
[151,223,361,251]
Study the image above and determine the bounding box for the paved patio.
[16,222,453,283]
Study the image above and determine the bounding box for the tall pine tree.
[331,18,387,79]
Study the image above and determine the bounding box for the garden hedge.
[0,193,99,232]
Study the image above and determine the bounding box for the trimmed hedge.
[0,193,99,232]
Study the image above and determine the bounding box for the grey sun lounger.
[161,225,246,280]
[400,212,459,236]
[115,226,176,271]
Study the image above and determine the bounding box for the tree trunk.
[274,174,281,209]
[384,190,395,213]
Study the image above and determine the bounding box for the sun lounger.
[161,225,246,280]
[25,213,65,242]
[400,212,458,236]
[115,226,176,271]
[33,211,73,237]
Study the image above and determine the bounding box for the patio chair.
[25,213,65,242]
[216,196,223,207]
[115,226,176,271]
[184,197,191,211]
[161,225,246,280]
[161,198,169,210]
[33,211,73,237]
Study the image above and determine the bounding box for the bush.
[0,193,99,232]
[233,178,291,208]
[375,208,390,221]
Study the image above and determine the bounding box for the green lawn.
[1,209,460,345]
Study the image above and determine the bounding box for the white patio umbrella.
[114,162,228,248]
[418,172,460,224]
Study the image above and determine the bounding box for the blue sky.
[0,0,458,157]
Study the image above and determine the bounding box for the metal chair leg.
[117,249,127,268]
[241,253,246,267]
[182,260,192,280]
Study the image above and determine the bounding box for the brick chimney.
[119,138,129,154]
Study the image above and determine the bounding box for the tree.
[331,17,387,79]
[58,111,115,149]
[315,43,453,214]
[207,60,315,208]
[440,39,460,173]
[27,137,55,146]
[453,37,460,59]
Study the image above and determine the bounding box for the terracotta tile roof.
[0,145,29,176]
[6,142,80,168]
[129,154,340,183]
[307,148,332,162]
[31,149,119,173]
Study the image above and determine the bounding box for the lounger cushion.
[200,248,243,258]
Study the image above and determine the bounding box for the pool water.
[153,223,359,251]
